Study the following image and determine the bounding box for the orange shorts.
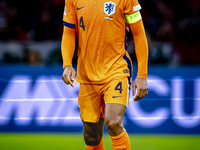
[78,76,131,123]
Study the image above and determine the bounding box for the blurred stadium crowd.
[0,0,199,65]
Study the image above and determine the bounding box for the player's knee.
[105,118,123,135]
[83,131,102,146]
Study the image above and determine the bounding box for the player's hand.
[62,65,76,88]
[132,78,148,101]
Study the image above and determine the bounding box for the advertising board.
[0,66,199,133]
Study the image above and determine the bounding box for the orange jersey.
[63,0,142,84]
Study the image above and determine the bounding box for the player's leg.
[105,103,131,150]
[83,118,105,149]
[104,103,126,136]
[103,77,131,150]
[78,83,106,150]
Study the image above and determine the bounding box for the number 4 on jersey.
[80,16,85,31]
[115,82,123,94]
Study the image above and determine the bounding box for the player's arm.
[61,25,76,87]
[125,11,148,101]
[62,0,77,87]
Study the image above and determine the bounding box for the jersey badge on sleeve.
[133,5,141,11]
[104,1,116,16]
[64,6,67,15]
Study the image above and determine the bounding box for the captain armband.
[125,11,142,24]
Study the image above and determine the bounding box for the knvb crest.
[104,1,116,16]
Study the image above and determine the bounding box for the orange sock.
[85,139,105,150]
[110,129,131,150]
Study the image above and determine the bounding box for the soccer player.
[61,0,148,149]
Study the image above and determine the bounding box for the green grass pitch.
[0,133,200,150]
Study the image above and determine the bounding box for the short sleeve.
[63,0,76,28]
[124,0,142,14]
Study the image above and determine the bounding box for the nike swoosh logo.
[112,96,122,98]
[77,6,85,10]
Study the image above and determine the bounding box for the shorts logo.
[123,70,129,73]
[104,1,116,16]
